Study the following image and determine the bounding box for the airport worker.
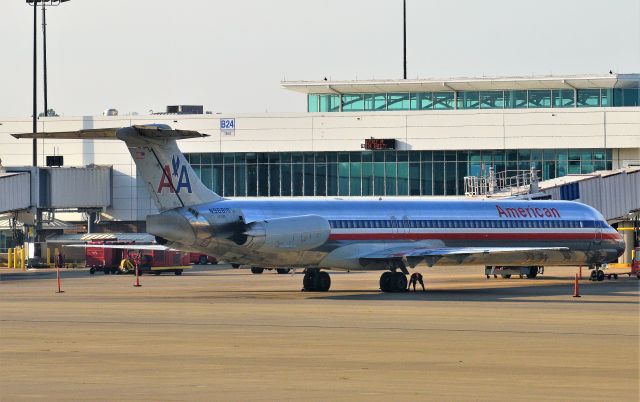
[408,272,425,291]
[56,250,64,268]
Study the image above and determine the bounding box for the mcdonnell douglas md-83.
[14,125,625,292]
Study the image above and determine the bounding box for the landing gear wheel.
[231,263,240,269]
[501,274,512,279]
[251,267,264,274]
[380,272,407,292]
[174,270,183,276]
[596,270,605,281]
[380,272,393,292]
[198,255,208,265]
[391,272,408,292]
[317,271,331,291]
[590,270,597,281]
[276,268,291,274]
[527,267,538,279]
[89,267,96,275]
[303,270,317,290]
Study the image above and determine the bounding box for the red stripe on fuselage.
[328,232,620,241]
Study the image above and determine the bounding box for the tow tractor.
[484,266,542,279]
[86,241,190,275]
[590,247,640,281]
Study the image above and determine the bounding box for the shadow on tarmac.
[311,281,640,304]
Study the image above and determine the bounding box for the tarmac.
[1,264,638,401]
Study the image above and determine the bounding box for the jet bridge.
[0,172,31,213]
[0,166,112,214]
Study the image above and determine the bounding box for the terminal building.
[1,73,639,257]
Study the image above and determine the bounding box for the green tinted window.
[433,92,455,109]
[614,88,640,106]
[458,91,479,109]
[319,94,340,112]
[600,89,612,107]
[528,90,552,108]
[307,94,319,112]
[480,91,505,109]
[552,89,574,108]
[413,92,433,110]
[577,89,600,107]
[505,90,528,108]
[342,94,364,112]
[387,93,410,110]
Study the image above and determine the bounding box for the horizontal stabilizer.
[11,124,208,140]
[12,127,118,139]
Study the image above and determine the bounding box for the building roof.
[282,73,640,94]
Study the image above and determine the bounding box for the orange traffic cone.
[573,273,581,298]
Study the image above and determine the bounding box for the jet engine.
[238,215,331,252]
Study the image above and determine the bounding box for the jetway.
[0,173,31,213]
[0,165,112,259]
[0,166,112,214]
[536,167,639,222]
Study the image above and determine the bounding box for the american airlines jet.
[14,125,625,292]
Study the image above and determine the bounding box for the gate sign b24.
[220,118,235,136]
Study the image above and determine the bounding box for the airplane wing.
[359,245,570,267]
[64,244,172,251]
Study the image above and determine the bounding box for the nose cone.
[146,210,196,245]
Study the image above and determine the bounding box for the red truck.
[189,253,218,265]
[86,241,190,275]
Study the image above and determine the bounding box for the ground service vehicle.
[189,253,218,265]
[86,242,190,275]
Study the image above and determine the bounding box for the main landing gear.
[302,269,331,292]
[379,271,408,292]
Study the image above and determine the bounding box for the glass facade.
[307,87,640,112]
[186,149,613,197]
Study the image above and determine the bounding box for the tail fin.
[13,124,221,211]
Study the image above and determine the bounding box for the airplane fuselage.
[149,198,625,271]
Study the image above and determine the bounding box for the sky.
[1,0,639,117]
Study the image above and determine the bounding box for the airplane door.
[593,221,603,245]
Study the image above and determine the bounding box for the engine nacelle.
[242,215,330,252]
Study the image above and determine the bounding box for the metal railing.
[464,168,539,197]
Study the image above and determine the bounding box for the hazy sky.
[2,0,639,117]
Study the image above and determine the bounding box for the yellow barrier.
[7,248,13,269]
[47,247,52,267]
[20,247,26,270]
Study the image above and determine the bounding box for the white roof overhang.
[282,74,639,94]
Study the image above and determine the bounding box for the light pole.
[26,0,70,259]
[403,0,407,79]
[26,0,71,166]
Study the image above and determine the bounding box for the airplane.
[13,125,625,292]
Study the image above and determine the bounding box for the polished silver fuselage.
[155,198,624,270]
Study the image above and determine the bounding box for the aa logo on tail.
[157,155,192,194]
